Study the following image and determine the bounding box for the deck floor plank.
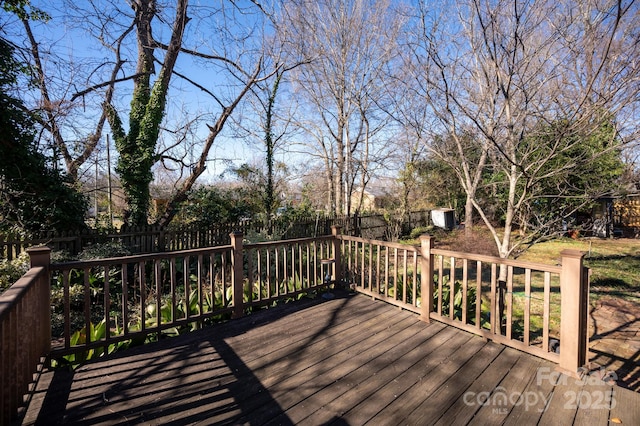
[538,377,582,425]
[609,385,640,425]
[400,341,505,425]
[348,332,485,424]
[246,315,433,425]
[228,312,420,423]
[270,321,448,425]
[466,348,545,425]
[301,325,471,425]
[502,352,557,423]
[432,346,522,426]
[20,293,640,426]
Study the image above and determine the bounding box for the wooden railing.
[243,234,339,310]
[2,228,590,422]
[0,247,51,425]
[339,234,589,376]
[47,230,342,361]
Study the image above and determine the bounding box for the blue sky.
[9,0,287,184]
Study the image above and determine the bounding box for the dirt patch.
[588,296,640,392]
[432,226,499,257]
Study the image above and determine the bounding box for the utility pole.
[94,154,99,227]
[106,134,114,228]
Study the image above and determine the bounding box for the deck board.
[466,350,545,425]
[432,346,520,425]
[401,341,505,425]
[20,292,640,425]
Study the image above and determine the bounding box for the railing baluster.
[462,258,468,324]
[267,249,272,297]
[412,251,418,307]
[257,248,262,301]
[306,241,312,289]
[105,265,110,342]
[506,265,513,340]
[437,255,444,316]
[83,267,91,345]
[449,256,455,319]
[543,271,551,352]
[369,243,374,292]
[183,256,190,322]
[475,260,482,329]
[139,261,146,333]
[490,263,497,335]
[63,270,71,349]
[402,249,408,304]
[198,254,204,321]
[382,246,389,297]
[155,259,161,331]
[222,249,228,306]
[122,263,129,336]
[298,243,303,291]
[376,244,381,295]
[170,258,177,321]
[361,242,366,290]
[393,247,398,301]
[524,268,532,345]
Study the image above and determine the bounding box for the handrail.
[46,232,342,361]
[431,248,563,274]
[0,247,51,425]
[338,234,589,376]
[51,244,233,270]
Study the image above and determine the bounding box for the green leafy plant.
[0,252,29,293]
[51,319,130,368]
[433,275,484,325]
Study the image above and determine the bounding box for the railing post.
[419,235,434,323]
[230,232,245,318]
[558,249,588,377]
[331,226,342,288]
[28,246,51,269]
[27,246,52,365]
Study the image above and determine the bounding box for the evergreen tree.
[0,37,86,233]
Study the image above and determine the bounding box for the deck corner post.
[27,246,52,354]
[558,249,588,377]
[230,231,245,318]
[419,235,434,323]
[27,246,51,269]
[331,226,343,288]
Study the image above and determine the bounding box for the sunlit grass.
[406,229,640,342]
[518,237,640,303]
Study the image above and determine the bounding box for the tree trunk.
[464,195,474,239]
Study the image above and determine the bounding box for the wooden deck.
[20,292,640,425]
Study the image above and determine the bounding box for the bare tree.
[280,0,404,215]
[5,0,285,227]
[407,0,639,258]
[9,1,133,181]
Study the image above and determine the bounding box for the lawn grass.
[517,237,640,303]
[428,227,640,303]
[411,228,640,343]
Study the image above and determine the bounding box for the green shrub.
[409,226,435,240]
[0,251,30,293]
[77,241,131,260]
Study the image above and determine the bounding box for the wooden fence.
[0,211,431,260]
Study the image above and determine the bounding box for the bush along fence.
[0,226,590,423]
[0,210,431,260]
